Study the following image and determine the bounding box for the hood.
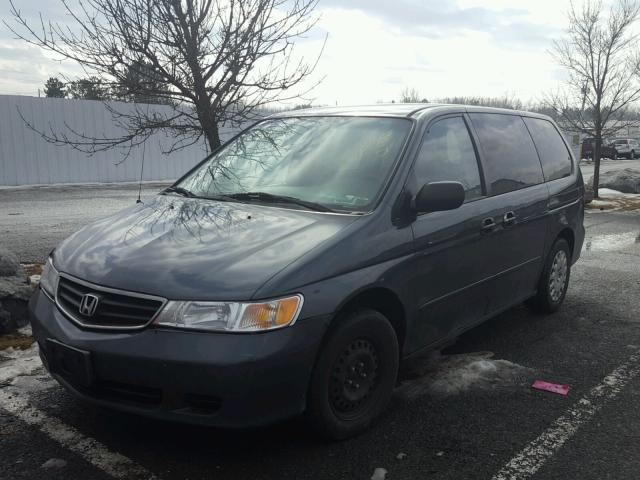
[54,195,355,300]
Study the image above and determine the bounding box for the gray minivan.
[30,104,585,439]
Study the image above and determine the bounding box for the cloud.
[0,0,566,102]
[0,42,82,94]
[0,1,91,93]
[320,0,559,48]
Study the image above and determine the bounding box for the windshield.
[175,116,412,213]
[614,139,629,144]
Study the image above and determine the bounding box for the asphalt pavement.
[0,182,169,262]
[1,175,640,480]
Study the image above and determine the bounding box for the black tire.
[526,238,571,314]
[632,150,636,159]
[306,309,399,440]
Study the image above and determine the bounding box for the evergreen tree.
[68,77,110,100]
[43,77,66,98]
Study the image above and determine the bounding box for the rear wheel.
[526,238,571,313]
[306,309,399,440]
[631,150,636,159]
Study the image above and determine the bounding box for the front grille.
[56,275,165,329]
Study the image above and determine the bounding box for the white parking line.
[492,350,640,480]
[0,387,157,479]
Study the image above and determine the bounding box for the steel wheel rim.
[329,338,379,418]
[549,250,568,302]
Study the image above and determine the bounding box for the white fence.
[0,95,242,186]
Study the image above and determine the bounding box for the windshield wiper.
[201,193,244,203]
[161,186,196,198]
[161,187,244,204]
[228,192,335,213]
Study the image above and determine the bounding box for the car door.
[467,113,549,313]
[407,115,508,349]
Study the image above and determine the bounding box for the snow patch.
[11,371,57,392]
[41,458,67,469]
[399,351,533,398]
[584,232,639,252]
[371,467,387,480]
[598,188,633,197]
[0,344,45,385]
[17,325,32,337]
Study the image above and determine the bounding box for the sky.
[0,0,582,105]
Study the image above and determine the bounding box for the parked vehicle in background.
[611,138,640,159]
[30,104,585,440]
[580,137,618,160]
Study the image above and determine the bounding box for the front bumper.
[29,289,331,428]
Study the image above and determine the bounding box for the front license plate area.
[46,339,93,388]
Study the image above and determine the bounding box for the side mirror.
[413,181,465,213]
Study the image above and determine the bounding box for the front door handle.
[481,217,496,232]
[503,211,517,226]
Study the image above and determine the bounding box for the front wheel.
[526,238,571,313]
[306,309,399,440]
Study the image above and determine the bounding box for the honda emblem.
[79,293,100,317]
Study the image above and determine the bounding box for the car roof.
[269,103,554,122]
[269,104,438,118]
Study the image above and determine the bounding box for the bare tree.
[547,0,640,197]
[6,0,323,157]
[399,87,425,103]
[436,94,524,110]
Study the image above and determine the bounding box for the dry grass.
[0,331,35,350]
[586,196,640,211]
[22,263,43,276]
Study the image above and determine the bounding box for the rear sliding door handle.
[503,211,517,226]
[481,217,496,232]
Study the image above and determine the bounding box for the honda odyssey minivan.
[30,104,585,439]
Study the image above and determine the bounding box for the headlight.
[40,257,59,298]
[154,295,303,332]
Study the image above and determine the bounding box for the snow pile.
[0,343,44,384]
[399,351,533,398]
[597,168,640,194]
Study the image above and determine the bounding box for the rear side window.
[523,117,572,181]
[469,113,544,195]
[413,116,483,201]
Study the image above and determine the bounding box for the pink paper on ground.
[532,380,570,396]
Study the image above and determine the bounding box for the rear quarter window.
[523,117,572,182]
[469,113,544,195]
